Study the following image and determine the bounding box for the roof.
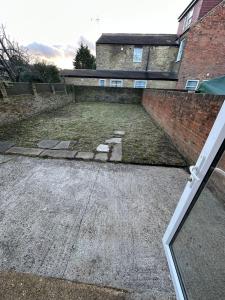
[96,34,179,46]
[178,0,198,21]
[60,69,178,81]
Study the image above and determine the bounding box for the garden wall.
[0,82,75,126]
[142,89,224,163]
[74,86,142,104]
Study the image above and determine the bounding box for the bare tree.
[0,25,29,81]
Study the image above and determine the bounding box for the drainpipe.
[146,46,151,71]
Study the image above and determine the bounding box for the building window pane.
[183,8,194,31]
[99,79,106,87]
[133,47,143,63]
[134,80,147,88]
[176,39,185,62]
[185,80,199,91]
[110,80,123,87]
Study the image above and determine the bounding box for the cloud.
[25,37,95,68]
[26,42,60,58]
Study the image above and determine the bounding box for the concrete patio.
[0,154,188,299]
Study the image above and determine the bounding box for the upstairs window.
[110,79,123,88]
[185,80,199,91]
[183,8,194,31]
[133,47,143,63]
[176,39,185,62]
[134,80,147,88]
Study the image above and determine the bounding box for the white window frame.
[133,47,143,63]
[176,39,185,62]
[110,79,123,88]
[99,79,106,87]
[185,79,199,91]
[163,101,225,300]
[183,7,194,31]
[134,80,147,88]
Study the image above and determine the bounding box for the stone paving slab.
[0,141,15,153]
[105,138,122,144]
[53,141,76,150]
[6,147,44,156]
[76,152,94,160]
[94,153,108,162]
[96,144,110,153]
[110,144,122,162]
[114,131,125,136]
[37,140,60,149]
[40,150,77,159]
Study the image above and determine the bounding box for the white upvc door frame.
[163,100,225,300]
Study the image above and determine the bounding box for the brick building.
[176,0,224,90]
[61,0,225,91]
[61,34,179,89]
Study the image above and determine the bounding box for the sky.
[0,0,191,69]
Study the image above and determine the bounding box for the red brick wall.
[142,89,224,163]
[177,0,225,89]
[199,0,223,18]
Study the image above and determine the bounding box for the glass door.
[163,101,225,300]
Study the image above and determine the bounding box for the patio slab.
[6,147,44,156]
[110,144,122,162]
[96,144,110,153]
[76,151,94,160]
[40,150,77,159]
[114,130,125,136]
[0,155,188,298]
[37,140,60,149]
[94,153,108,162]
[53,141,76,150]
[105,138,122,144]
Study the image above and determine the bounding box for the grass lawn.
[0,102,186,166]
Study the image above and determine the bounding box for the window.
[183,8,194,31]
[110,79,123,87]
[185,80,199,91]
[133,47,143,63]
[176,39,185,62]
[99,79,106,87]
[134,80,147,88]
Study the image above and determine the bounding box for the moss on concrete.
[0,271,127,300]
[0,102,186,166]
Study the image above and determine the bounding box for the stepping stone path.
[110,144,122,162]
[105,138,122,144]
[0,131,125,163]
[114,130,125,136]
[96,144,110,153]
[95,130,125,162]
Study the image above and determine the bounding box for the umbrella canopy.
[197,75,225,95]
